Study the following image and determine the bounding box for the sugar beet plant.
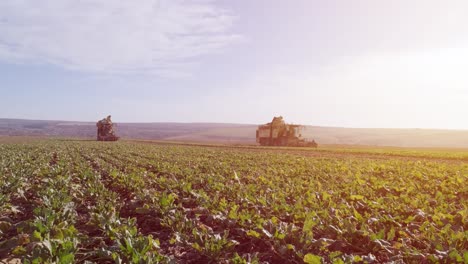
[0,140,467,263]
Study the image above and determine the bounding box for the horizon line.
[1,117,468,131]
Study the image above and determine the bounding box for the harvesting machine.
[256,116,317,147]
[96,115,119,141]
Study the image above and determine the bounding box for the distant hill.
[1,118,468,148]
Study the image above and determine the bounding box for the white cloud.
[0,0,241,75]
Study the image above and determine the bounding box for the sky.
[1,0,468,129]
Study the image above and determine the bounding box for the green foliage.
[0,141,466,263]
[304,253,322,264]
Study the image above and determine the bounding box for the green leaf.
[32,230,42,241]
[449,250,463,262]
[353,255,363,262]
[52,229,64,240]
[353,209,363,222]
[304,253,322,264]
[192,242,202,252]
[350,195,364,200]
[228,205,239,219]
[332,259,344,264]
[59,253,74,264]
[386,227,395,241]
[275,232,286,240]
[322,192,331,201]
[303,216,317,234]
[12,246,26,256]
[246,230,261,238]
[32,257,43,264]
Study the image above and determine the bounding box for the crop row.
[0,141,467,263]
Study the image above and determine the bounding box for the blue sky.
[1,0,468,129]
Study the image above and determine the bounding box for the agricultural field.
[0,139,467,263]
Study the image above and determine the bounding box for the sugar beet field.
[0,140,467,263]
